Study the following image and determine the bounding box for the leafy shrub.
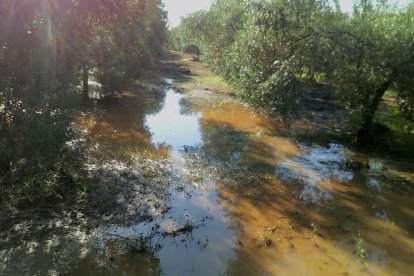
[183,44,201,56]
[0,96,85,204]
[173,0,414,139]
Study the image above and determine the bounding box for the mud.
[1,53,414,275]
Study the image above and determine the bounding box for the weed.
[256,230,273,248]
[311,223,318,237]
[357,232,369,269]
[0,95,87,206]
[183,220,194,232]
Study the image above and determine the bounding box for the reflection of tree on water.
[178,96,200,116]
[196,118,278,187]
[187,117,287,275]
[67,234,162,275]
[189,109,414,275]
[75,85,169,158]
[57,78,414,274]
[201,123,250,161]
[65,85,175,276]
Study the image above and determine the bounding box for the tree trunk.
[0,153,10,175]
[357,80,391,144]
[82,66,89,100]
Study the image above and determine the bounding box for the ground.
[1,52,414,275]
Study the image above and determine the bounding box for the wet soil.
[1,52,414,275]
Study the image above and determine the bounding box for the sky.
[163,0,411,28]
[163,0,214,27]
[163,0,213,27]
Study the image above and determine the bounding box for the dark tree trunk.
[82,66,89,100]
[0,156,10,175]
[357,80,391,144]
[0,127,11,174]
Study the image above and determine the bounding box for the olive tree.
[170,0,244,72]
[0,0,168,201]
[316,1,414,142]
[176,0,414,143]
[223,0,336,114]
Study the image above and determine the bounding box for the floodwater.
[70,80,414,275]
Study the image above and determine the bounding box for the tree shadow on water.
[195,116,414,274]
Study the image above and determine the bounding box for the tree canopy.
[0,0,168,201]
[172,0,414,142]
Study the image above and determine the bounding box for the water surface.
[70,80,414,275]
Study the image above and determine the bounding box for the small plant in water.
[256,230,273,248]
[183,220,194,232]
[311,223,318,237]
[357,232,369,269]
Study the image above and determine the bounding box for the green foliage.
[0,0,168,99]
[0,95,85,203]
[183,44,201,55]
[89,0,168,93]
[320,3,414,141]
[170,0,244,72]
[174,0,414,139]
[0,0,168,204]
[357,232,369,269]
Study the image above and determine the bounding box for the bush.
[0,97,85,205]
[0,0,169,205]
[183,44,201,56]
[174,0,414,139]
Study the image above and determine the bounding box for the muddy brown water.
[17,80,414,275]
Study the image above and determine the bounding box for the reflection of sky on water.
[71,81,414,275]
[145,89,202,150]
[276,143,354,203]
[142,88,235,274]
[276,144,354,182]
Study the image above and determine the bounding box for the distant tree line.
[0,0,167,203]
[171,0,414,143]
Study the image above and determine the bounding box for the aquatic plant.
[357,232,369,269]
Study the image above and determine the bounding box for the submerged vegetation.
[171,0,414,143]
